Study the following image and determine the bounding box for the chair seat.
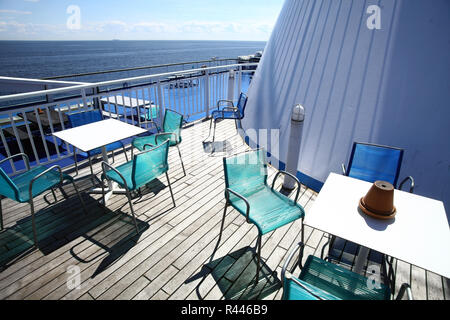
[12,166,71,203]
[212,110,240,120]
[228,184,304,235]
[104,159,168,191]
[298,255,391,300]
[132,133,180,150]
[283,276,341,300]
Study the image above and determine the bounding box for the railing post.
[204,67,210,118]
[227,69,235,104]
[237,65,242,99]
[157,78,164,121]
[282,104,305,190]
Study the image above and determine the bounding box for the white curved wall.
[243,0,450,216]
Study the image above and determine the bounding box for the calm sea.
[0,40,265,82]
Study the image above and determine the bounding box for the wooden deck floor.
[0,119,448,300]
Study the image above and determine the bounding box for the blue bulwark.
[244,135,324,193]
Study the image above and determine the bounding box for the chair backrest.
[236,93,248,118]
[347,142,404,187]
[131,140,170,189]
[162,109,183,143]
[0,168,19,202]
[67,109,103,128]
[223,149,267,194]
[145,105,160,121]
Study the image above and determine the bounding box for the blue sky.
[0,0,284,40]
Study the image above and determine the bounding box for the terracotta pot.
[359,180,396,219]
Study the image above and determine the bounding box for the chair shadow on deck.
[186,246,282,300]
[0,175,149,277]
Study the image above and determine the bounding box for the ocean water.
[0,40,261,173]
[0,40,265,81]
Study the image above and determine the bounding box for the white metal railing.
[0,63,257,175]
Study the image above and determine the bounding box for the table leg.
[354,246,370,274]
[90,146,127,205]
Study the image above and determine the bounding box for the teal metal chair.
[100,139,175,235]
[0,153,87,248]
[132,109,185,176]
[281,242,413,300]
[221,149,305,282]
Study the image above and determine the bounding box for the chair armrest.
[222,106,241,118]
[29,165,65,200]
[101,161,130,191]
[395,283,414,300]
[216,99,234,110]
[282,242,325,300]
[222,106,238,112]
[271,170,302,203]
[143,143,156,150]
[0,153,30,171]
[141,119,160,132]
[398,176,414,193]
[281,242,305,284]
[136,139,170,155]
[341,163,346,176]
[225,188,251,223]
[155,132,178,143]
[283,273,325,300]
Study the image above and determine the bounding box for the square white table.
[53,119,147,203]
[305,172,450,279]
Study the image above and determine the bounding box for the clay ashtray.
[359,181,396,220]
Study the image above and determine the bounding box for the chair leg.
[175,145,186,176]
[205,117,213,141]
[71,180,87,215]
[51,188,58,203]
[125,190,140,235]
[99,177,107,212]
[123,146,129,162]
[255,234,262,283]
[73,147,79,176]
[88,155,94,176]
[0,197,3,231]
[212,120,217,143]
[165,172,176,207]
[218,203,228,245]
[29,199,38,248]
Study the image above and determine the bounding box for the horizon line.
[0,39,268,42]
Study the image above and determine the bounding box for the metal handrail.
[0,63,257,103]
[42,58,239,80]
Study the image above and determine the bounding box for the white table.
[305,172,450,279]
[53,119,146,203]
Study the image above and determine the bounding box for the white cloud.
[0,18,275,41]
[0,9,32,15]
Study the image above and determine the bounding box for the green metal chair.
[0,153,87,248]
[221,149,305,282]
[281,242,413,300]
[100,139,175,235]
[132,108,185,176]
